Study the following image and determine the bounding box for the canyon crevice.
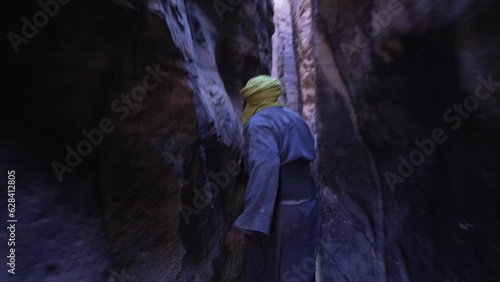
[3,0,499,281]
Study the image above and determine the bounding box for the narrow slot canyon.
[2,0,500,281]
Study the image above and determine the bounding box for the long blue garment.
[233,106,316,234]
[233,106,321,282]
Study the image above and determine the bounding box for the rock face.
[3,0,272,281]
[3,0,499,281]
[313,0,500,281]
[271,0,316,130]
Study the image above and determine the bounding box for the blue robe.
[233,106,322,282]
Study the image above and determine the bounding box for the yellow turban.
[241,75,284,125]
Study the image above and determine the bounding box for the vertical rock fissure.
[271,0,302,113]
[290,0,317,132]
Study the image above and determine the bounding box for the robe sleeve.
[232,123,280,235]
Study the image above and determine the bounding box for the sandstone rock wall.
[3,0,499,281]
[2,0,273,281]
[313,0,500,281]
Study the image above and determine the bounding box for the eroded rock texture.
[3,0,499,281]
[271,0,316,130]
[3,0,273,281]
[313,0,500,281]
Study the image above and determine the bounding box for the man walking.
[226,75,322,282]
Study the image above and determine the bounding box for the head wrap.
[241,75,284,125]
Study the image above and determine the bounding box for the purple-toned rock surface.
[3,0,272,281]
[2,0,499,281]
[314,0,500,281]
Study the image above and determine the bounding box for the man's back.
[230,75,321,282]
[239,106,321,282]
[245,106,316,165]
[234,105,317,235]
